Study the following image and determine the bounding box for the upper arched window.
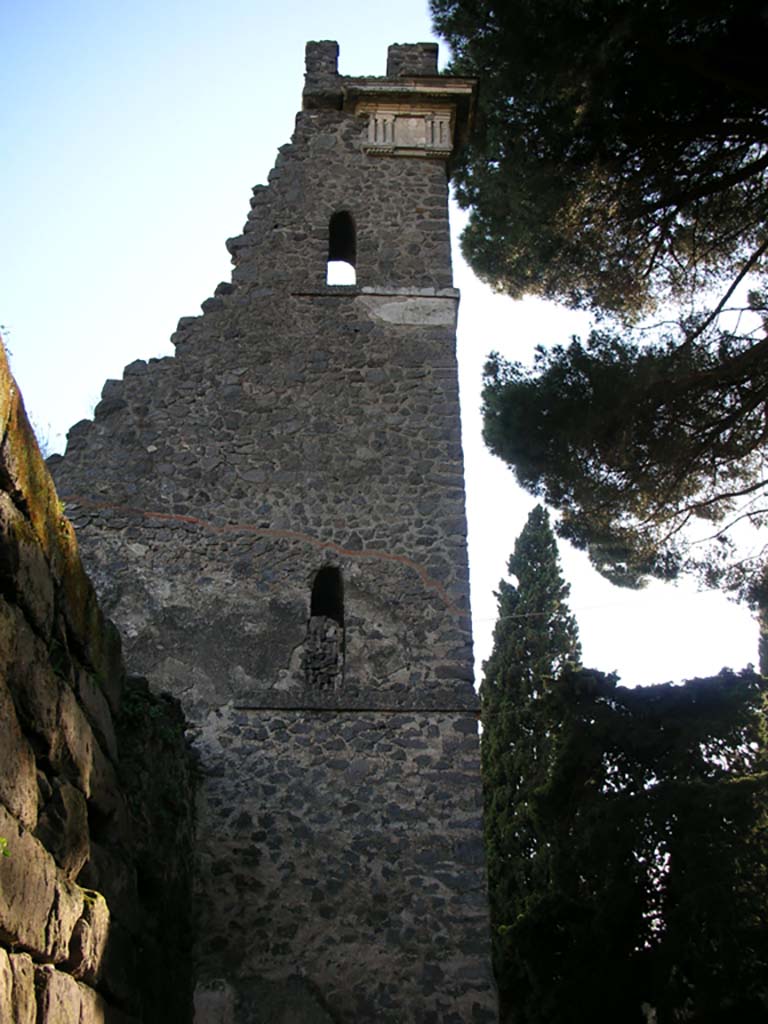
[327,211,357,285]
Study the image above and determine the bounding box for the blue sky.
[1,0,757,682]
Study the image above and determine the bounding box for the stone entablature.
[347,78,475,159]
[357,100,454,157]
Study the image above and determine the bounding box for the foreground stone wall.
[0,345,195,1023]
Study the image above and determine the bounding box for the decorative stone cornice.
[347,78,476,159]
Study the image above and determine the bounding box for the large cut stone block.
[0,804,84,964]
[76,841,140,935]
[35,965,140,1024]
[66,890,110,986]
[0,804,57,956]
[0,492,55,637]
[56,685,95,796]
[76,668,119,762]
[33,965,82,1024]
[34,781,90,880]
[0,949,37,1024]
[6,605,62,753]
[45,877,86,964]
[0,950,13,1024]
[0,384,61,564]
[0,344,13,439]
[0,672,38,830]
[9,952,37,1024]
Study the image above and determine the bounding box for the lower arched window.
[305,566,344,689]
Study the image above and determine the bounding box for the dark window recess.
[305,567,345,689]
[327,211,357,285]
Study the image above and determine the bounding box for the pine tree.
[432,0,768,618]
[481,507,768,1021]
[480,505,580,1019]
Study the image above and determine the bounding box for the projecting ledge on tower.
[355,291,459,327]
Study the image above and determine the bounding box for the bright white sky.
[2,0,757,685]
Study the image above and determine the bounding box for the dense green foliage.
[481,512,768,1022]
[534,667,768,1024]
[480,507,581,1016]
[431,0,768,316]
[432,0,768,611]
[482,324,768,598]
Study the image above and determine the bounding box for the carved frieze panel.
[357,102,454,158]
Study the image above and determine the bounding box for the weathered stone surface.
[0,803,57,956]
[75,842,140,936]
[194,705,493,1021]
[0,491,55,636]
[88,736,129,834]
[34,965,82,1024]
[195,975,337,1024]
[0,368,63,568]
[34,781,90,880]
[55,684,96,796]
[66,891,110,985]
[0,950,37,1024]
[0,673,38,830]
[0,949,13,1017]
[75,669,119,762]
[46,878,85,964]
[0,819,83,962]
[10,955,37,1024]
[7,606,62,752]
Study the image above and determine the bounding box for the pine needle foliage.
[432,0,768,628]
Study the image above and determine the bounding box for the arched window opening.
[311,566,344,625]
[306,567,345,690]
[327,211,357,285]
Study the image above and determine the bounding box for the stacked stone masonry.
[50,41,497,1022]
[0,345,195,1023]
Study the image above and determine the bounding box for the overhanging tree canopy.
[482,320,768,593]
[431,0,768,612]
[431,0,768,316]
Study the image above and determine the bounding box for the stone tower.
[51,41,496,1023]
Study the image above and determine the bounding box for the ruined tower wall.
[51,41,497,1023]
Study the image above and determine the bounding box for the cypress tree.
[480,504,580,1018]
